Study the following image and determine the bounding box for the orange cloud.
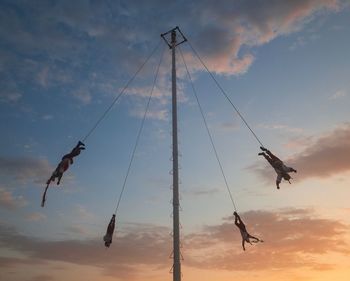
[0,208,348,280]
[184,209,349,271]
[0,187,28,210]
[292,123,350,179]
[0,156,52,185]
[183,0,342,75]
[0,223,171,279]
[26,212,46,222]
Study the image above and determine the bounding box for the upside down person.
[41,141,85,207]
[46,141,85,186]
[234,211,263,251]
[104,214,116,248]
[258,146,297,189]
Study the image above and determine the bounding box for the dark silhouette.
[61,141,85,164]
[46,141,85,186]
[41,141,85,207]
[104,214,116,248]
[258,146,296,189]
[234,212,263,251]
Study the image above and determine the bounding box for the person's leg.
[57,173,63,185]
[41,184,50,207]
[276,174,282,189]
[70,146,85,158]
[266,150,282,163]
[47,168,58,184]
[69,149,79,158]
[248,234,261,242]
[259,153,278,168]
[46,176,53,185]
[242,239,245,251]
[259,152,270,161]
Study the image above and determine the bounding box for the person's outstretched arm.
[234,212,240,226]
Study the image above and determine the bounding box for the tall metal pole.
[161,26,186,281]
[171,29,181,281]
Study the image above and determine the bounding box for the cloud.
[0,188,28,210]
[72,87,92,104]
[74,204,95,220]
[1,208,348,279]
[329,89,347,100]
[250,123,350,182]
[0,257,46,268]
[37,66,50,88]
[0,156,52,185]
[130,107,168,121]
[30,275,54,281]
[258,123,305,134]
[26,212,47,222]
[292,123,350,179]
[283,135,315,150]
[64,225,88,235]
[0,223,171,279]
[184,187,221,197]
[0,91,22,103]
[0,0,343,108]
[184,208,349,271]
[42,114,54,120]
[218,121,240,132]
[183,0,342,74]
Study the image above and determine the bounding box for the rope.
[114,44,166,215]
[179,47,237,211]
[186,41,265,148]
[81,39,162,142]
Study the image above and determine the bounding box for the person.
[42,141,85,207]
[234,211,263,251]
[46,141,86,186]
[258,146,297,189]
[104,214,116,248]
[62,141,85,164]
[42,157,71,207]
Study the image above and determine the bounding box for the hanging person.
[234,212,263,251]
[46,141,86,186]
[42,141,86,207]
[258,146,297,189]
[104,214,116,248]
[42,156,72,207]
[61,141,85,164]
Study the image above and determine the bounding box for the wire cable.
[179,46,237,211]
[81,39,162,142]
[186,41,265,148]
[114,44,166,215]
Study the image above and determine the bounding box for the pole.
[161,26,186,281]
[171,29,181,281]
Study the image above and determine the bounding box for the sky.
[1,0,350,281]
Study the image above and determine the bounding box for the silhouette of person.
[46,157,71,185]
[62,141,85,164]
[46,141,85,186]
[42,141,86,207]
[42,157,71,207]
[258,146,296,189]
[234,212,263,251]
[104,214,116,248]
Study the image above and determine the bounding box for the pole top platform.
[161,26,187,49]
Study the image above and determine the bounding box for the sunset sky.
[1,1,350,281]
